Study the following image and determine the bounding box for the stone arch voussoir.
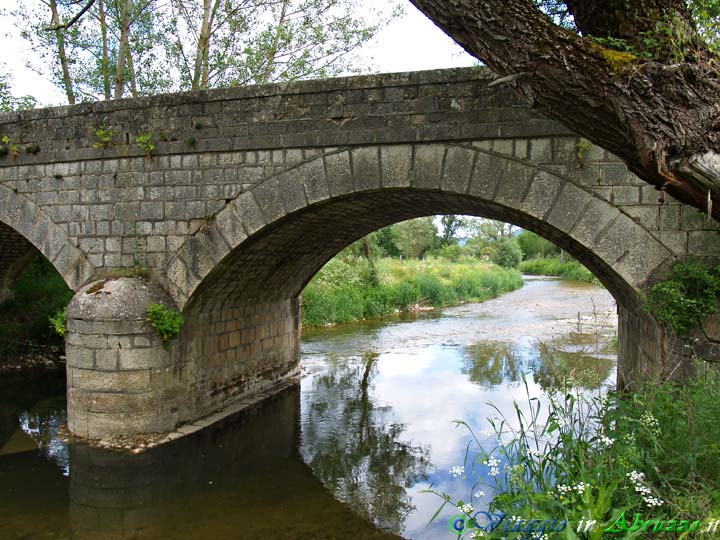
[0,183,95,290]
[166,142,674,310]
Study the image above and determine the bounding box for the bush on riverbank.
[431,361,720,533]
[301,258,523,327]
[519,257,597,283]
[0,257,71,361]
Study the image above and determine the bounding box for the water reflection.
[301,352,431,534]
[462,341,614,391]
[1,383,401,540]
[0,277,617,540]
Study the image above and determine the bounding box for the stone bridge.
[0,67,717,441]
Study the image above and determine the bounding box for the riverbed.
[0,276,616,539]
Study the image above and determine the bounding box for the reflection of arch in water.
[66,388,404,540]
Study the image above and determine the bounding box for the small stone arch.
[0,183,95,291]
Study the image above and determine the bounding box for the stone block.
[441,146,475,194]
[70,368,152,393]
[351,146,381,192]
[380,145,412,188]
[412,144,444,190]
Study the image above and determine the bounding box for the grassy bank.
[519,256,597,283]
[301,258,523,327]
[0,257,71,362]
[433,361,720,529]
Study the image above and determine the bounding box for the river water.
[0,276,616,540]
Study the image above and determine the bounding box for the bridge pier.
[65,276,300,442]
[66,277,180,439]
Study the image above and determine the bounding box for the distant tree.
[438,215,467,245]
[490,238,523,268]
[516,230,560,260]
[394,217,439,259]
[0,69,36,111]
[468,219,516,243]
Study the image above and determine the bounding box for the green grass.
[519,256,597,283]
[301,257,524,327]
[0,257,72,360]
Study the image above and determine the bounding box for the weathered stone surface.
[0,66,713,443]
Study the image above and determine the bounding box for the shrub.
[490,238,523,268]
[49,307,67,338]
[146,303,184,344]
[644,259,720,335]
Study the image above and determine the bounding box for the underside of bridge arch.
[0,184,95,293]
[168,187,674,427]
[66,143,680,440]
[0,222,38,303]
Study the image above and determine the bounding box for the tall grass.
[519,257,597,284]
[428,362,720,537]
[301,258,523,327]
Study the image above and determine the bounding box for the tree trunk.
[49,0,75,105]
[192,0,214,90]
[127,47,138,97]
[98,0,111,100]
[408,0,720,219]
[259,0,289,83]
[114,0,132,99]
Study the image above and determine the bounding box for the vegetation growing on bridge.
[644,259,720,335]
[146,302,184,346]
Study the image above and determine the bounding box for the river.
[0,276,616,540]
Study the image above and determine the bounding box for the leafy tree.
[409,0,720,220]
[10,0,171,102]
[516,230,560,260]
[490,238,523,268]
[438,214,467,245]
[166,0,402,90]
[0,69,36,112]
[393,217,439,259]
[468,219,515,243]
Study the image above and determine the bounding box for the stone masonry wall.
[0,67,717,440]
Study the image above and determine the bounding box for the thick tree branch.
[408,0,720,219]
[44,0,96,31]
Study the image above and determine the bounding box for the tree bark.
[114,0,133,99]
[98,0,111,100]
[408,0,720,219]
[49,0,75,105]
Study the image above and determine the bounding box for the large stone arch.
[145,142,678,430]
[0,183,96,293]
[167,142,674,310]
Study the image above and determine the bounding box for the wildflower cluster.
[474,490,486,499]
[555,482,588,498]
[450,465,465,478]
[460,503,474,514]
[597,434,614,448]
[627,470,664,508]
[640,411,661,436]
[484,456,501,477]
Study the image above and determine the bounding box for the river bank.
[301,257,523,327]
[519,256,597,283]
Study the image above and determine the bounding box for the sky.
[0,1,478,108]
